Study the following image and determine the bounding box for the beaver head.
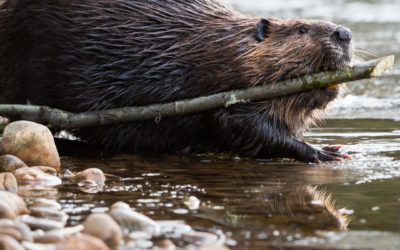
[243,18,354,136]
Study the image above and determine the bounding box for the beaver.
[0,0,353,163]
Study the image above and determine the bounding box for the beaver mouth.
[317,54,352,72]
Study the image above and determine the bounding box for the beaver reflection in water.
[0,0,353,163]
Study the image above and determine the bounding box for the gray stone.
[0,155,27,173]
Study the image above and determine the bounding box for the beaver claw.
[312,145,352,163]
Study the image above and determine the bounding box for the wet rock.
[199,243,229,250]
[29,207,68,224]
[0,173,17,193]
[19,215,64,231]
[31,166,57,176]
[74,168,105,186]
[0,200,17,220]
[82,213,122,249]
[154,239,176,250]
[108,202,160,235]
[33,230,65,244]
[0,121,61,171]
[183,231,219,245]
[126,231,152,241]
[0,226,21,241]
[14,167,61,184]
[184,196,200,210]
[111,201,131,210]
[22,241,56,250]
[58,169,75,179]
[0,219,32,242]
[17,185,57,197]
[0,191,28,219]
[78,185,102,194]
[0,155,27,173]
[157,221,192,235]
[0,235,25,250]
[30,199,62,210]
[56,235,111,250]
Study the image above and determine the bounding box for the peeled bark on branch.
[0,56,394,129]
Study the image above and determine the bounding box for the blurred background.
[222,0,400,119]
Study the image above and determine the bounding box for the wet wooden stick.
[0,56,394,129]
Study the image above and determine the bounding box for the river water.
[17,1,400,249]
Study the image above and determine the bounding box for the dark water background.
[19,1,400,249]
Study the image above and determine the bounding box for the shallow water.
[16,0,400,249]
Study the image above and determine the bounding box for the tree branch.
[0,56,394,129]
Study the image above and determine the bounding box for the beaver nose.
[333,27,352,42]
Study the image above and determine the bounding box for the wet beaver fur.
[0,0,353,163]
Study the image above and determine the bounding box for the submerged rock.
[82,213,122,249]
[14,167,61,184]
[0,121,61,171]
[0,173,18,193]
[73,168,105,186]
[0,155,27,173]
[108,202,160,235]
[56,235,110,250]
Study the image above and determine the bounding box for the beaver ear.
[255,19,271,42]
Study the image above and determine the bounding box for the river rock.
[14,167,61,184]
[184,196,200,210]
[183,231,219,245]
[56,235,110,250]
[0,235,25,250]
[0,219,32,242]
[29,207,68,224]
[0,200,17,220]
[82,213,122,249]
[31,166,57,176]
[0,155,27,173]
[30,199,62,210]
[155,239,176,250]
[108,202,160,235]
[33,230,65,244]
[74,168,105,186]
[19,215,64,231]
[0,173,17,193]
[0,121,61,171]
[0,191,28,219]
[199,243,230,250]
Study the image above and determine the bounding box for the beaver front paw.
[312,146,352,163]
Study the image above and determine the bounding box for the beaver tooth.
[327,85,339,90]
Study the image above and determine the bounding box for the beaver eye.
[299,27,307,34]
